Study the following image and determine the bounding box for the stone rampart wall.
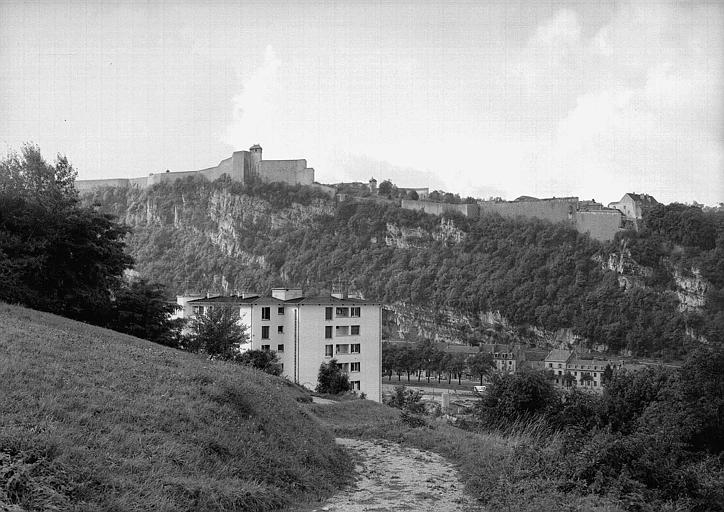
[75,178,131,192]
[478,198,577,225]
[147,170,201,187]
[574,210,623,241]
[259,160,312,185]
[400,199,479,217]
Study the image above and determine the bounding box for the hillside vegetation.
[84,177,723,357]
[0,303,351,511]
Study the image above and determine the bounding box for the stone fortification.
[400,196,623,242]
[574,210,624,242]
[400,199,479,217]
[76,145,314,192]
[478,197,577,224]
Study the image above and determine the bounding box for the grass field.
[0,303,351,511]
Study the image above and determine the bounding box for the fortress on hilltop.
[75,145,315,192]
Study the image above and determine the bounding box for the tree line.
[383,342,495,385]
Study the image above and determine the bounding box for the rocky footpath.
[313,438,477,512]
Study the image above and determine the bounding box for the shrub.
[236,349,282,376]
[384,385,425,414]
[476,370,558,426]
[316,359,351,395]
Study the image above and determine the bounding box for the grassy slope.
[0,303,351,512]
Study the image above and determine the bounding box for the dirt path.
[312,438,478,512]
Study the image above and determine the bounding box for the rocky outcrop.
[674,268,709,312]
[384,301,594,350]
[601,247,653,290]
[385,218,464,249]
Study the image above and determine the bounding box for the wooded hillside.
[83,177,723,357]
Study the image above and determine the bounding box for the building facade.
[544,349,622,392]
[183,289,382,401]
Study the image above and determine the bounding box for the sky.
[1,0,722,205]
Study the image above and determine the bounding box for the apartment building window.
[336,344,349,355]
[325,307,333,320]
[350,344,361,354]
[350,362,360,372]
[193,306,205,315]
[324,345,333,357]
[262,307,270,320]
[350,381,360,391]
[351,307,361,317]
[277,344,284,352]
[335,307,349,317]
[336,362,349,373]
[325,326,333,339]
[336,325,349,336]
[261,326,270,339]
[278,326,284,334]
[261,345,270,351]
[278,307,285,315]
[351,325,360,335]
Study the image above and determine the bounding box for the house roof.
[187,294,381,306]
[523,350,548,362]
[545,349,572,362]
[625,193,658,205]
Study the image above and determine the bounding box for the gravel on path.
[312,437,479,512]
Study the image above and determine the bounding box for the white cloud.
[517,2,724,204]
[222,46,282,149]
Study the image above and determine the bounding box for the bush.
[236,349,282,376]
[383,385,425,414]
[476,370,558,426]
[316,359,351,395]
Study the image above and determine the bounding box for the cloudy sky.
[1,0,722,205]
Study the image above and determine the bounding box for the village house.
[544,349,622,392]
[179,288,382,402]
[478,343,525,373]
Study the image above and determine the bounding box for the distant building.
[179,288,382,401]
[608,193,659,229]
[478,343,524,373]
[544,349,622,392]
[76,144,315,192]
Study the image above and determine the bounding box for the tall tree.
[186,305,249,359]
[316,359,351,394]
[467,351,495,385]
[0,145,132,322]
[108,278,183,347]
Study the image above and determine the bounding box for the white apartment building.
[183,289,382,402]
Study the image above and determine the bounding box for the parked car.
[473,385,487,395]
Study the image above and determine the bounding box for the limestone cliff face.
[600,247,653,290]
[673,268,709,312]
[599,241,711,315]
[384,301,595,351]
[202,191,332,261]
[384,218,465,249]
[90,186,335,292]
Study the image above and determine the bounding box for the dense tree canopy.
[0,145,132,322]
[186,305,249,358]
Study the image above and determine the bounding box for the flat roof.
[187,294,381,306]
